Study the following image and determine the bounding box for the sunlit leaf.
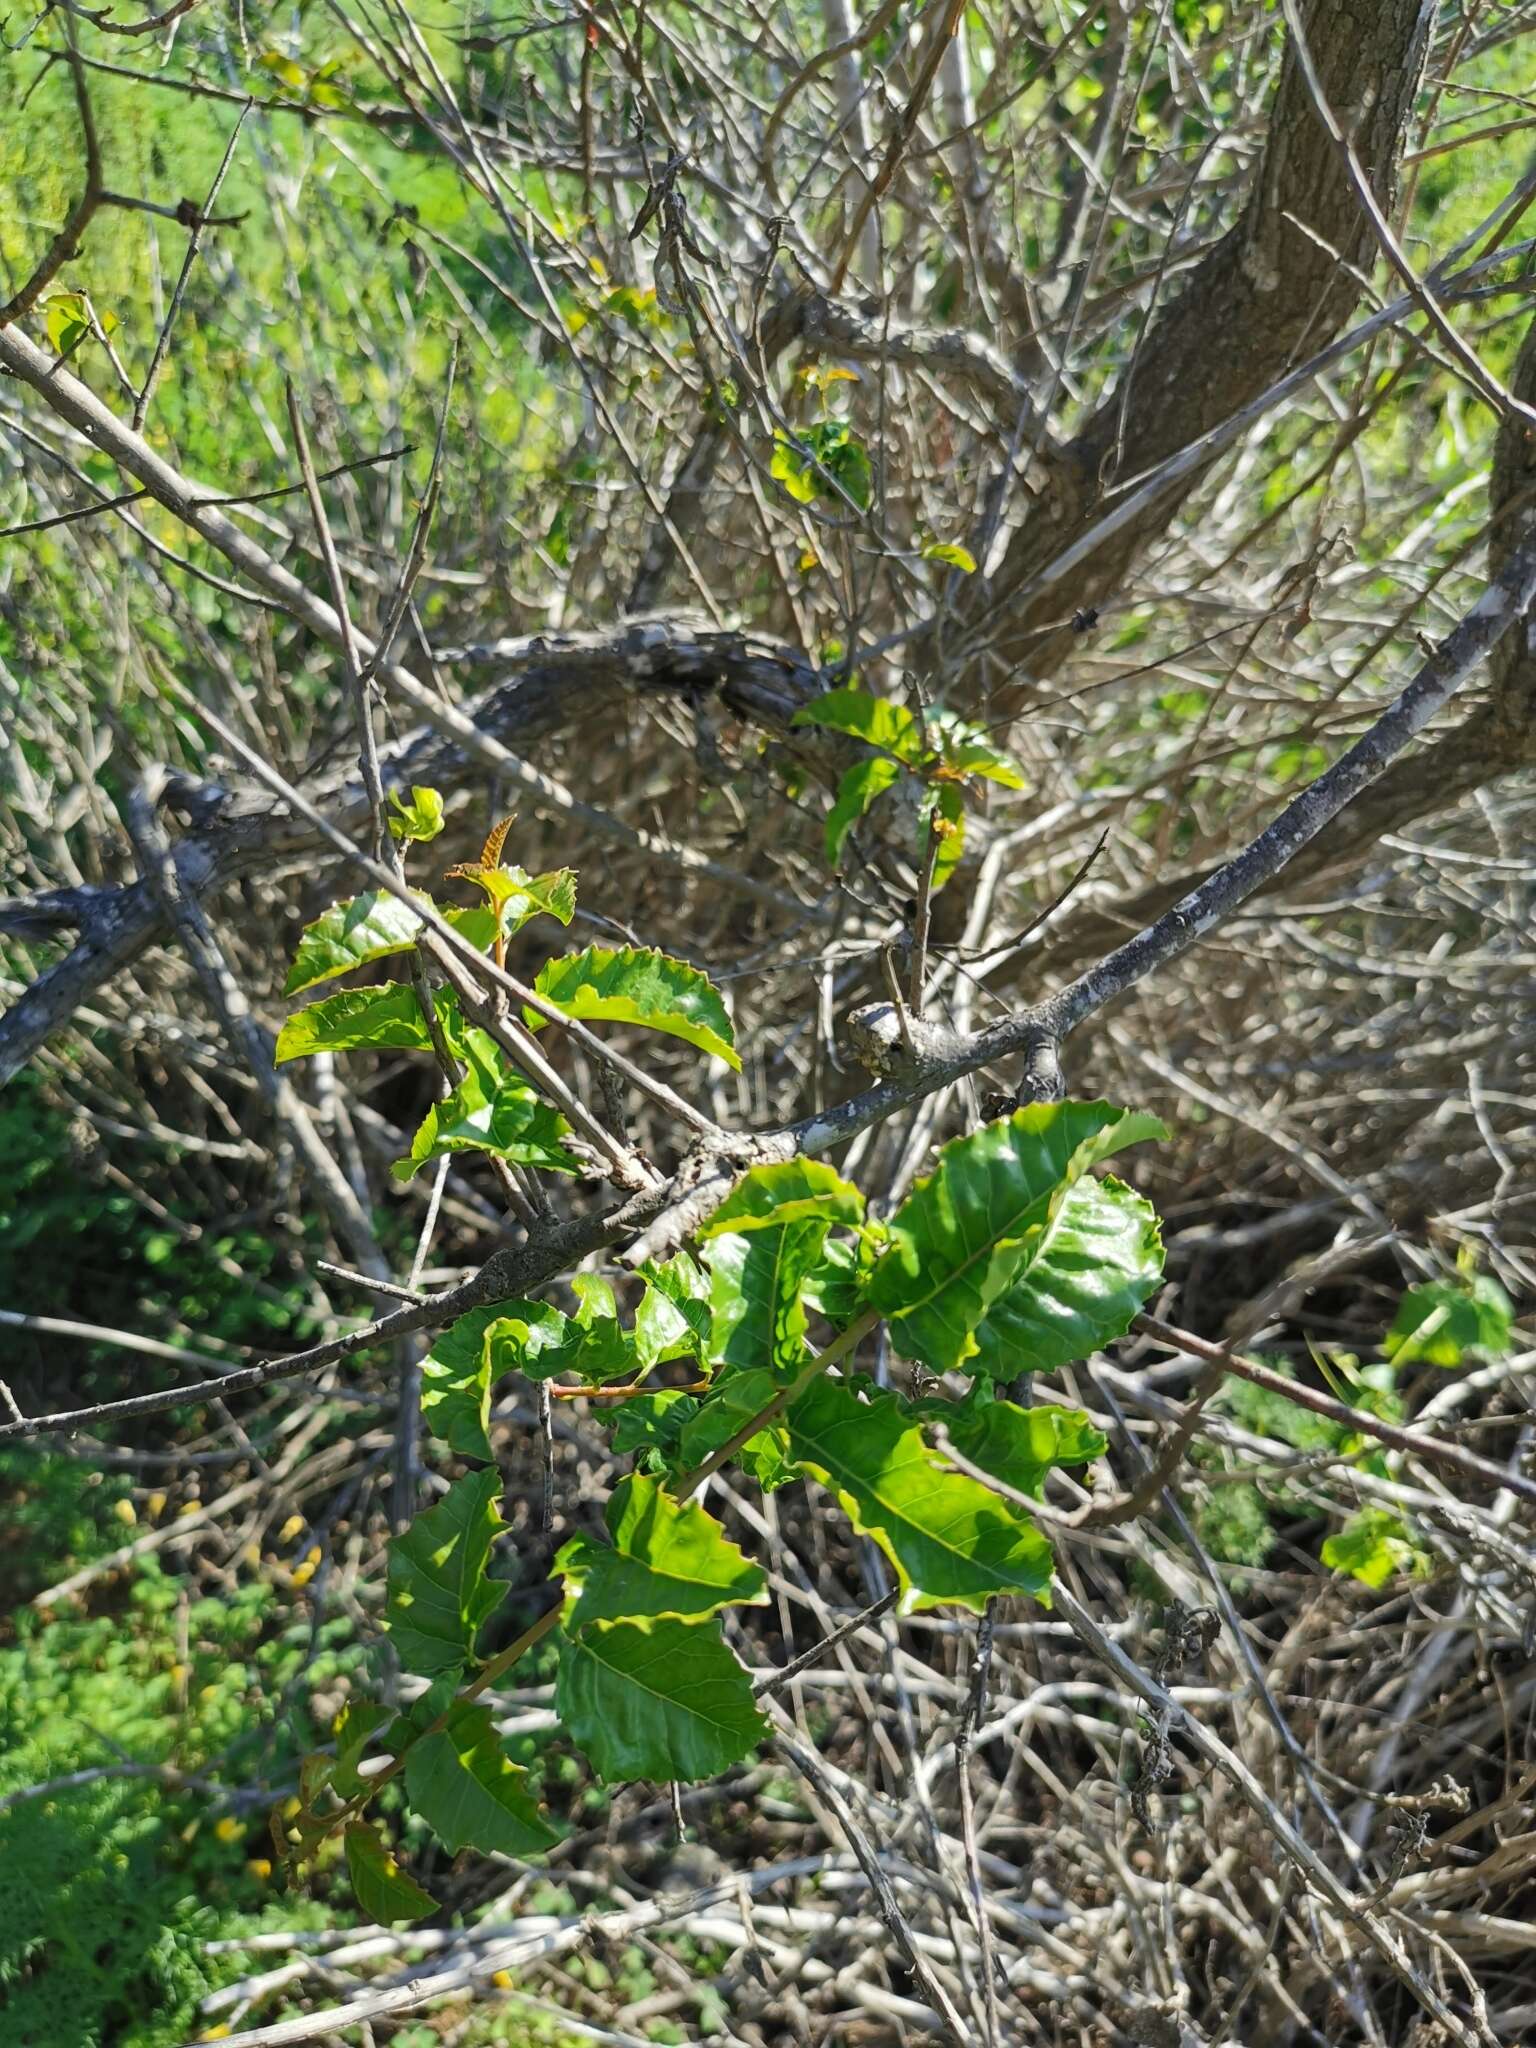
[557,1473,766,1628]
[387,785,446,843]
[792,687,925,766]
[700,1160,865,1238]
[529,945,738,1068]
[1322,1507,1431,1588]
[1383,1275,1514,1368]
[787,1378,1055,1612]
[915,1394,1106,1497]
[391,1031,579,1181]
[869,1102,1167,1373]
[824,755,902,866]
[275,982,433,1063]
[922,540,977,573]
[969,1175,1164,1376]
[705,1225,825,1381]
[634,1252,710,1369]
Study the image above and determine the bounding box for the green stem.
[670,1307,881,1503]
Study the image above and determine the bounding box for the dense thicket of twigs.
[3,0,1535,2043]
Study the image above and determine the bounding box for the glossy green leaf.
[388,785,446,843]
[386,1468,508,1676]
[284,890,433,995]
[483,1294,633,1388]
[344,1823,435,1922]
[285,879,567,995]
[558,1474,766,1629]
[556,1617,768,1783]
[275,982,434,1063]
[405,1701,560,1858]
[803,1233,869,1328]
[969,1175,1164,1376]
[700,1160,865,1237]
[419,1307,499,1459]
[1383,1275,1514,1368]
[792,687,924,766]
[392,1032,579,1182]
[787,1377,1054,1612]
[869,1101,1168,1374]
[923,1397,1107,1498]
[634,1253,710,1369]
[825,755,903,866]
[529,946,738,1068]
[706,1224,825,1380]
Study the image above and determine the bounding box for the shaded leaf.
[529,946,738,1068]
[420,1307,500,1459]
[920,1396,1106,1498]
[705,1225,825,1380]
[330,1700,393,1802]
[677,1368,795,1490]
[556,1617,768,1783]
[611,1389,700,1469]
[405,1702,560,1857]
[787,1377,1054,1612]
[344,1823,435,1922]
[634,1252,710,1370]
[386,1468,508,1676]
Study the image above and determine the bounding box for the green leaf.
[926,1397,1107,1498]
[920,781,966,892]
[634,1253,711,1370]
[869,1102,1168,1374]
[922,541,977,573]
[344,1823,435,1922]
[787,1378,1055,1612]
[556,1617,768,1783]
[611,1389,700,1468]
[701,1160,865,1237]
[44,289,111,356]
[705,1225,826,1380]
[803,1234,869,1328]
[529,946,739,1068]
[557,1473,766,1628]
[388,785,446,843]
[285,880,568,995]
[1322,1507,1431,1588]
[420,1307,500,1459]
[330,1700,393,1801]
[792,687,925,766]
[1383,1275,1514,1368]
[925,706,1027,790]
[677,1368,796,1490]
[770,433,817,504]
[276,982,435,1063]
[824,756,903,866]
[969,1175,1164,1376]
[405,1702,560,1858]
[392,1032,579,1182]
[386,1468,508,1677]
[285,891,433,995]
[483,1294,634,1388]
